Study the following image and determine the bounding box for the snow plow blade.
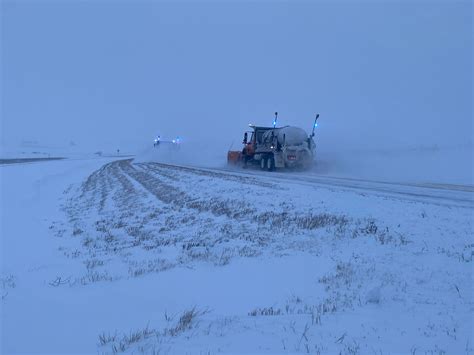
[227,151,242,165]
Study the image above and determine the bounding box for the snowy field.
[1,157,473,354]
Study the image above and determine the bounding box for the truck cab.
[242,126,273,157]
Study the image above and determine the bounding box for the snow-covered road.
[1,158,473,354]
[155,162,474,208]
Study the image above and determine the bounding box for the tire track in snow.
[147,162,473,208]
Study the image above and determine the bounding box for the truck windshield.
[250,132,256,143]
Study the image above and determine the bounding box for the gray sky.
[1,0,472,152]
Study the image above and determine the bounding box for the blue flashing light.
[314,123,318,128]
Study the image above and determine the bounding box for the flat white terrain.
[1,158,472,354]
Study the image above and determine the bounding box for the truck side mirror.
[243,132,248,144]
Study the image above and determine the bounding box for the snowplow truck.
[228,120,317,171]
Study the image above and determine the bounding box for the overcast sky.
[1,0,472,152]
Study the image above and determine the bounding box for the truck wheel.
[260,157,267,170]
[267,156,275,171]
[242,156,247,169]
